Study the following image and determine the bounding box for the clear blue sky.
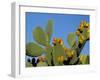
[26,12,90,54]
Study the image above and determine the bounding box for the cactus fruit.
[76,31,81,36]
[66,49,74,58]
[52,38,63,46]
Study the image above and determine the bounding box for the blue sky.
[26,12,90,54]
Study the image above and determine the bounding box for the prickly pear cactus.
[26,20,90,67]
[75,21,90,64]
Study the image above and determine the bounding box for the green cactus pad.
[26,42,44,57]
[53,44,66,66]
[45,45,53,66]
[33,26,49,46]
[45,20,53,43]
[67,33,76,47]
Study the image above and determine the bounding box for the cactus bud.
[58,38,63,45]
[76,31,80,36]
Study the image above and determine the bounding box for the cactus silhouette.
[26,20,90,67]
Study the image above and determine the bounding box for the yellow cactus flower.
[80,21,84,28]
[84,23,89,28]
[78,26,83,31]
[83,21,89,27]
[78,35,85,44]
[76,31,80,36]
[86,23,89,26]
[58,38,63,45]
[83,21,87,26]
[79,21,89,29]
[67,50,74,58]
[52,38,63,45]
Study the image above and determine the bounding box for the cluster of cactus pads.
[26,20,90,67]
